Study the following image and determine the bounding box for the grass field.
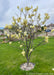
[0,37,54,75]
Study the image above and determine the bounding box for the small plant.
[5,6,50,70]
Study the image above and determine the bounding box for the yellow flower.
[33,6,38,12]
[52,68,54,71]
[9,42,12,44]
[31,5,33,9]
[17,17,21,22]
[19,30,22,33]
[18,33,21,38]
[24,31,27,36]
[42,21,45,24]
[20,45,23,47]
[19,27,21,29]
[8,25,12,29]
[12,16,16,22]
[21,8,23,12]
[30,25,35,28]
[44,26,47,30]
[15,35,19,39]
[26,24,28,27]
[7,34,9,37]
[12,22,15,25]
[29,49,33,53]
[11,34,15,38]
[45,13,48,16]
[28,14,31,18]
[45,39,48,43]
[5,24,8,28]
[45,36,48,39]
[45,36,49,43]
[17,6,19,9]
[31,14,34,16]
[5,31,7,35]
[25,6,31,11]
[21,50,25,56]
[23,19,27,25]
[51,29,54,32]
[17,29,19,31]
[44,13,50,20]
[38,14,41,20]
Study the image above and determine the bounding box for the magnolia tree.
[5,6,50,69]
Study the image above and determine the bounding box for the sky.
[0,0,54,27]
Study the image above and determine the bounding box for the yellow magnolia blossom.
[21,8,23,12]
[52,68,54,71]
[17,17,21,22]
[44,26,47,30]
[7,34,9,37]
[32,25,35,28]
[19,30,22,33]
[26,24,28,27]
[24,31,27,36]
[18,33,20,37]
[23,19,27,25]
[25,6,31,11]
[5,31,7,35]
[38,14,41,20]
[12,22,15,25]
[51,29,54,32]
[45,36,48,39]
[45,13,48,16]
[17,29,19,31]
[20,45,23,47]
[5,24,8,28]
[12,16,16,22]
[11,34,15,38]
[44,13,50,20]
[9,42,12,44]
[15,35,19,39]
[17,6,19,9]
[21,50,25,56]
[31,5,33,9]
[29,49,33,53]
[30,25,35,28]
[45,39,48,43]
[8,25,12,29]
[28,14,31,18]
[19,27,21,29]
[45,36,49,43]
[33,6,38,12]
[31,14,34,16]
[42,21,45,24]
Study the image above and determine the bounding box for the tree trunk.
[27,58,29,67]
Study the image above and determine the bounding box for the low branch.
[33,40,44,50]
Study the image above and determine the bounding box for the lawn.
[0,37,54,75]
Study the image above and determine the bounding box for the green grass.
[0,37,54,75]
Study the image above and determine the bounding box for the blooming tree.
[5,6,50,67]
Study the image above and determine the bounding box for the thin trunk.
[27,58,29,67]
